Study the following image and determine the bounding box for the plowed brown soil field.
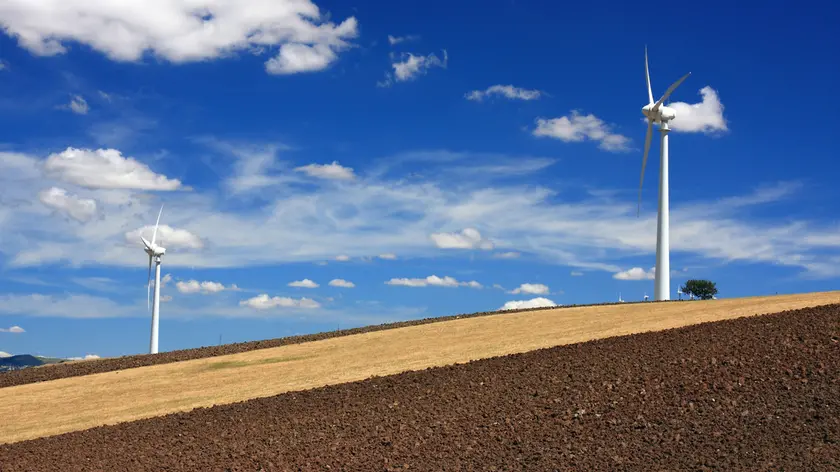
[1,304,838,471]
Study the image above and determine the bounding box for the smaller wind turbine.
[644,292,649,302]
[618,292,624,303]
[141,205,166,354]
[677,288,683,300]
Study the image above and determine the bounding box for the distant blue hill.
[0,354,46,372]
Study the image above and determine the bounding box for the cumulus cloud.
[44,147,183,190]
[289,278,319,288]
[613,267,656,280]
[239,294,321,310]
[385,275,481,288]
[387,34,419,45]
[499,297,557,311]
[668,87,728,134]
[0,326,25,333]
[295,161,355,180]
[465,85,542,102]
[328,278,355,288]
[430,228,493,250]
[510,283,550,295]
[335,255,350,261]
[126,225,203,250]
[66,354,100,361]
[0,0,359,75]
[533,111,631,152]
[38,187,97,222]
[378,253,397,260]
[175,279,229,294]
[379,50,447,86]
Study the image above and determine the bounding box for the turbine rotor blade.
[140,236,152,250]
[644,46,654,105]
[653,72,691,110]
[147,254,153,311]
[637,120,654,217]
[151,204,163,246]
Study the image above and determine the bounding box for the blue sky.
[1,0,839,359]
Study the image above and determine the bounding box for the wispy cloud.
[388,34,420,45]
[378,50,448,87]
[465,85,542,102]
[1,146,838,279]
[57,95,89,115]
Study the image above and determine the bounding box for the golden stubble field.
[2,291,838,445]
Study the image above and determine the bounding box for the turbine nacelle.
[141,236,166,257]
[642,103,676,123]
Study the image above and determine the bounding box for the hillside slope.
[1,291,837,445]
[1,303,837,471]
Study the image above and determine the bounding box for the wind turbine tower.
[637,47,691,301]
[141,205,167,354]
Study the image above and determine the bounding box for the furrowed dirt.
[2,305,837,471]
[0,299,663,389]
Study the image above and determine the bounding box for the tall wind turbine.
[141,205,166,354]
[638,47,690,301]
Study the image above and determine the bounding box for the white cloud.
[0,351,12,357]
[613,267,656,280]
[328,278,355,288]
[570,271,584,276]
[38,187,97,222]
[378,253,397,260]
[66,354,100,361]
[430,228,493,250]
[465,85,542,102]
[379,50,447,86]
[125,225,203,250]
[0,0,359,75]
[669,87,727,134]
[493,251,520,259]
[510,283,550,295]
[2,147,839,280]
[289,278,319,288]
[385,275,481,288]
[335,255,350,261]
[387,34,419,45]
[500,297,557,311]
[44,147,183,190]
[240,294,321,310]
[176,279,229,294]
[295,161,355,180]
[160,295,173,302]
[62,95,89,115]
[0,325,25,333]
[533,111,631,152]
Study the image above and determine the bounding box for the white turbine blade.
[653,72,691,110]
[140,236,152,250]
[147,254,153,311]
[637,120,654,217]
[151,204,163,246]
[644,46,654,105]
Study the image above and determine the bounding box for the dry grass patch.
[1,291,838,445]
